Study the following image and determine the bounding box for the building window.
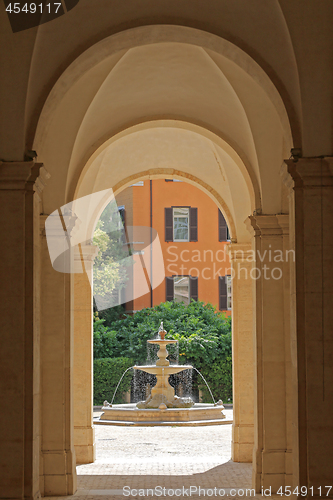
[173,207,189,241]
[118,206,125,225]
[174,276,190,303]
[117,206,126,243]
[165,276,198,304]
[218,209,230,242]
[219,275,232,310]
[165,207,198,242]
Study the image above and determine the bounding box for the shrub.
[94,300,231,364]
[93,357,134,405]
[97,305,126,327]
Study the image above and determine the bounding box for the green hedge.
[93,357,134,405]
[199,356,232,402]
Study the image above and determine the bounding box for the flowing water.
[192,367,216,404]
[109,341,215,406]
[147,342,159,365]
[181,368,192,396]
[169,368,192,397]
[110,366,134,405]
[132,369,156,402]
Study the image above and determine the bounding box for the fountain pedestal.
[134,334,193,409]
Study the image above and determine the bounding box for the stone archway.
[71,164,254,469]
[31,24,295,497]
[2,3,333,499]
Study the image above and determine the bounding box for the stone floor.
[45,409,259,499]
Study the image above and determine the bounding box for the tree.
[92,200,132,310]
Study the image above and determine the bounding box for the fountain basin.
[97,403,229,426]
[133,365,191,375]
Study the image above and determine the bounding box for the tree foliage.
[92,201,132,309]
[93,220,122,297]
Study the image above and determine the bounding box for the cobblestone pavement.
[45,409,261,500]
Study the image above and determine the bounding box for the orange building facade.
[115,179,231,315]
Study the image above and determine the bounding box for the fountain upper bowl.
[133,365,192,375]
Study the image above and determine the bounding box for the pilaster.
[0,161,48,500]
[73,244,99,464]
[283,158,333,491]
[228,243,254,463]
[247,214,292,492]
[40,213,77,497]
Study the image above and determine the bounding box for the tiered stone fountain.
[135,323,194,410]
[99,323,227,426]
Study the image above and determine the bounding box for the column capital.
[284,157,333,188]
[34,166,50,196]
[247,214,283,237]
[74,244,99,262]
[73,244,99,274]
[276,214,289,235]
[0,161,49,192]
[40,211,80,239]
[246,214,289,237]
[228,242,252,261]
[245,215,260,238]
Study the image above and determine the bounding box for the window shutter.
[218,209,228,242]
[219,276,227,310]
[189,207,198,242]
[165,277,174,301]
[119,207,125,225]
[165,208,173,242]
[190,276,198,301]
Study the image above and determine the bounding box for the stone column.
[229,243,254,463]
[0,161,48,500]
[276,214,293,489]
[247,214,293,492]
[284,158,333,493]
[73,244,98,464]
[40,214,77,497]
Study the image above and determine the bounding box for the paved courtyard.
[45,409,257,499]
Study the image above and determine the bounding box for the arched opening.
[71,172,253,490]
[34,25,295,496]
[68,121,256,480]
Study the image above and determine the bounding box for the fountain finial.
[158,321,166,340]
